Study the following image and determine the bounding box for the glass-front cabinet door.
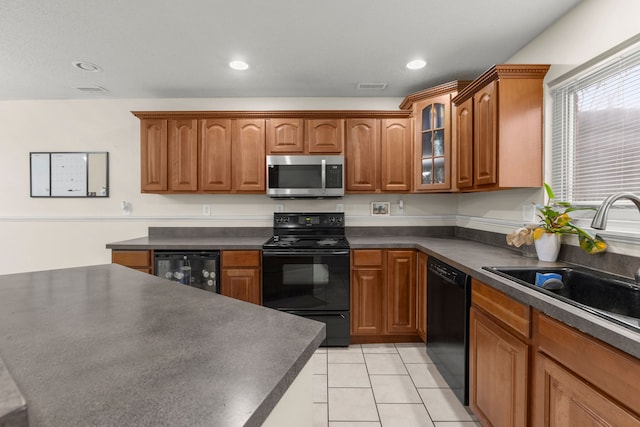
[415,94,451,191]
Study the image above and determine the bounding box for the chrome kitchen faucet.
[591,192,640,283]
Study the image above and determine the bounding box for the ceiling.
[1,0,582,100]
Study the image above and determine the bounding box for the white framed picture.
[371,202,390,216]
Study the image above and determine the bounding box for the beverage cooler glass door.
[262,251,350,311]
[154,251,220,293]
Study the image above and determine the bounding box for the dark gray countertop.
[106,236,267,250]
[105,233,640,359]
[349,236,640,359]
[0,264,324,427]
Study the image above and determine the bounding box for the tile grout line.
[325,349,329,425]
[361,345,383,425]
[396,342,438,424]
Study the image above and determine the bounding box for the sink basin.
[483,266,640,332]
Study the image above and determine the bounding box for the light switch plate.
[203,205,211,216]
[336,204,344,212]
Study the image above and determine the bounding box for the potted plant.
[507,183,607,261]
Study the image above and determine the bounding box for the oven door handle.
[287,311,346,319]
[262,250,350,256]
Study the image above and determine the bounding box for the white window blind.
[551,42,640,205]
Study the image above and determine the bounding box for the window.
[551,39,640,207]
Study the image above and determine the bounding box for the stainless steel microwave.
[266,155,344,198]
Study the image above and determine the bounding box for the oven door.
[262,249,350,311]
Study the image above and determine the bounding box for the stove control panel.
[273,212,344,228]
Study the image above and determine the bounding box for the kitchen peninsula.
[0,264,324,427]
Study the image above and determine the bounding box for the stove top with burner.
[262,212,349,250]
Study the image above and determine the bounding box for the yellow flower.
[556,213,571,227]
[532,227,546,241]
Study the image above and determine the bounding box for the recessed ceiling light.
[73,86,109,93]
[229,60,249,71]
[72,61,102,72]
[406,59,427,70]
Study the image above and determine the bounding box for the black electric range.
[262,212,350,346]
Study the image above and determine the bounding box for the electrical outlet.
[203,205,211,216]
[336,204,344,212]
[275,204,284,213]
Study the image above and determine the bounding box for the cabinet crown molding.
[132,110,411,120]
[452,64,550,105]
[399,80,472,110]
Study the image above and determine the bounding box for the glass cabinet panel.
[421,159,433,184]
[422,105,432,131]
[419,101,446,186]
[434,104,445,129]
[422,132,433,157]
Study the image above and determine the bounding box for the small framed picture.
[371,202,390,216]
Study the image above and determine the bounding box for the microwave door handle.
[321,159,326,189]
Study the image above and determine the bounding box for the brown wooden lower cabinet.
[351,250,385,336]
[469,279,530,427]
[532,311,640,426]
[386,250,416,333]
[533,352,640,426]
[350,249,419,343]
[469,307,528,427]
[469,279,640,427]
[111,250,153,274]
[221,250,261,305]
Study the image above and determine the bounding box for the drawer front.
[112,250,151,268]
[352,250,383,267]
[471,279,530,338]
[222,250,260,268]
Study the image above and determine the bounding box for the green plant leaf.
[543,182,555,200]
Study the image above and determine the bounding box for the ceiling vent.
[73,86,109,93]
[357,82,387,90]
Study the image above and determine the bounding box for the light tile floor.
[313,343,481,427]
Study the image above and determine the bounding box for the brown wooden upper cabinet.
[266,118,344,154]
[137,116,265,193]
[399,81,470,193]
[141,118,200,192]
[199,119,233,191]
[233,119,266,192]
[345,118,412,193]
[452,65,550,191]
[306,119,344,153]
[266,118,305,153]
[168,119,199,192]
[140,119,168,192]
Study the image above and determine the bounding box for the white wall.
[0,97,458,274]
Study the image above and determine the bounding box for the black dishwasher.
[426,256,471,405]
[154,251,220,293]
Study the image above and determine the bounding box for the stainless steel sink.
[483,266,640,332]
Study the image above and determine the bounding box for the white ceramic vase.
[534,232,561,262]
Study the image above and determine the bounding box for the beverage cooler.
[154,251,220,293]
